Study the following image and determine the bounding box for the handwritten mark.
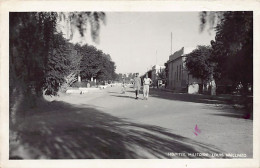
[193,124,201,136]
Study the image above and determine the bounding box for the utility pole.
[156,50,157,65]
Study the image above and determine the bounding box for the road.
[10,85,253,159]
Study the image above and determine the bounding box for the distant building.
[166,47,200,93]
[142,65,165,87]
[151,65,165,82]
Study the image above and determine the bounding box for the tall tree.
[9,12,57,125]
[78,44,116,82]
[44,33,72,95]
[9,12,106,126]
[199,11,253,92]
[9,12,57,96]
[10,12,106,98]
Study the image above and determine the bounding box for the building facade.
[166,47,200,93]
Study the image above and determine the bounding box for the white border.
[1,1,260,168]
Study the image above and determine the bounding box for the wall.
[167,57,187,92]
[167,47,200,93]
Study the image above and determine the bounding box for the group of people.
[122,73,152,100]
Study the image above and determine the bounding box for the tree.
[158,69,166,81]
[200,11,253,118]
[118,73,123,82]
[44,33,73,95]
[199,11,253,92]
[10,12,106,98]
[78,44,116,82]
[164,62,169,87]
[9,12,106,126]
[185,45,214,87]
[10,11,107,95]
[112,73,119,81]
[9,12,57,126]
[57,12,106,43]
[199,11,224,33]
[59,43,83,92]
[9,13,57,96]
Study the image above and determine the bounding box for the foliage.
[9,12,58,127]
[10,12,106,97]
[185,45,214,84]
[116,73,135,83]
[57,12,106,43]
[10,12,57,97]
[158,69,166,80]
[58,43,83,92]
[9,12,108,127]
[117,73,123,82]
[200,11,253,90]
[44,33,73,95]
[164,62,169,82]
[76,44,116,82]
[60,72,78,92]
[71,81,89,88]
[199,11,224,33]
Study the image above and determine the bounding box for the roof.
[168,46,196,63]
[152,65,166,70]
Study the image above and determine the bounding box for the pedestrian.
[133,73,141,99]
[121,78,126,94]
[143,73,152,100]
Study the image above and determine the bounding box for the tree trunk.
[9,85,24,128]
[199,79,204,94]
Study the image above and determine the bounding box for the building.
[151,65,165,83]
[152,65,165,87]
[142,65,165,87]
[166,47,200,93]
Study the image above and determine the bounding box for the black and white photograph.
[1,1,259,168]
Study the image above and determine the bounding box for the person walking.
[121,78,126,94]
[143,73,152,100]
[133,73,141,99]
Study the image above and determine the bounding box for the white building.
[166,47,201,93]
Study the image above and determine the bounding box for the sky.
[69,12,216,75]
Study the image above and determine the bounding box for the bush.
[71,81,97,88]
[71,81,88,88]
[96,81,106,85]
[89,81,96,87]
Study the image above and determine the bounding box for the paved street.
[10,85,253,159]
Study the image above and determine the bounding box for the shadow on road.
[10,99,226,159]
[125,89,252,120]
[151,89,254,119]
[202,104,252,120]
[110,94,136,99]
[109,89,143,100]
[148,89,231,105]
[108,91,120,94]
